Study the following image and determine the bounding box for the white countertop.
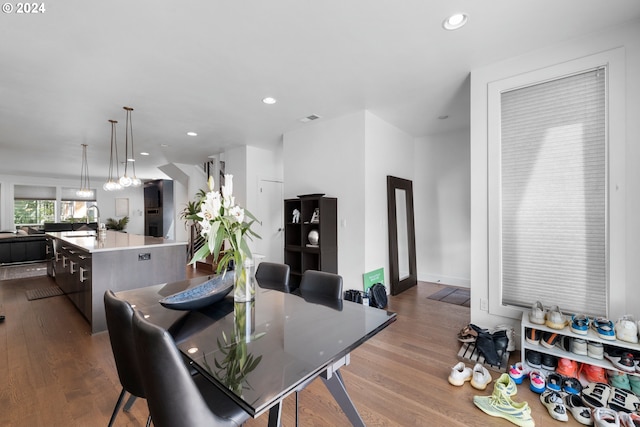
[47,230,187,253]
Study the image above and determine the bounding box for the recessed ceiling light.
[187,131,198,136]
[262,97,277,105]
[140,152,149,156]
[160,144,169,148]
[443,13,468,30]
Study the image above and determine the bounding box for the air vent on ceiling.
[299,114,322,123]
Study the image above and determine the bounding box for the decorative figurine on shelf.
[292,209,300,224]
[308,229,319,246]
[310,208,320,224]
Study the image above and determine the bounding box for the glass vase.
[233,257,255,302]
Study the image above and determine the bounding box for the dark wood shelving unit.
[284,195,337,289]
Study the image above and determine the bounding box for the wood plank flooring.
[0,271,580,426]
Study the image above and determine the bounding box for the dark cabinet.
[284,195,337,289]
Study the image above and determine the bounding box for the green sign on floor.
[363,267,385,291]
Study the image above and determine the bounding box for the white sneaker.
[571,338,588,356]
[540,390,568,422]
[545,305,567,330]
[529,301,546,325]
[615,315,639,344]
[470,363,493,390]
[448,361,472,386]
[592,407,620,427]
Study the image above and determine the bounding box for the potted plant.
[105,216,129,231]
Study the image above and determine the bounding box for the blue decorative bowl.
[159,274,234,310]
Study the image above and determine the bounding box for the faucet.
[88,204,100,226]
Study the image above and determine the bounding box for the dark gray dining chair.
[298,269,343,300]
[131,309,250,427]
[255,261,291,293]
[104,290,151,427]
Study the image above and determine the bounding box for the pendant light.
[103,120,122,191]
[76,144,94,197]
[119,106,142,187]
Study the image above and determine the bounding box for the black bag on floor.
[368,283,388,309]
[344,289,363,304]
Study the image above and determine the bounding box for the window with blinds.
[499,67,607,317]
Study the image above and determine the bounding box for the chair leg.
[108,388,127,427]
[123,394,137,412]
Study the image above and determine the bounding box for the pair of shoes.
[529,369,546,393]
[540,389,569,422]
[457,324,478,343]
[620,412,640,427]
[564,393,593,425]
[448,361,472,386]
[604,347,637,373]
[593,317,616,340]
[508,362,529,385]
[607,370,631,391]
[571,313,590,335]
[448,362,493,390]
[593,407,620,427]
[525,327,541,345]
[529,301,546,325]
[615,315,639,344]
[540,331,560,349]
[546,305,568,329]
[473,374,534,427]
[581,363,608,383]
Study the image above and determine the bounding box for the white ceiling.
[2,1,639,182]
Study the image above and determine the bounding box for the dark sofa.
[0,223,98,265]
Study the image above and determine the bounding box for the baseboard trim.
[419,274,470,288]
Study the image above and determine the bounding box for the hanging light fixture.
[103,119,122,191]
[119,106,142,187]
[76,143,94,197]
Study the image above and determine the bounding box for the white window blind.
[14,184,56,200]
[500,67,607,317]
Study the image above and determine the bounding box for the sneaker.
[546,305,567,329]
[620,412,640,427]
[582,363,608,384]
[529,300,546,325]
[525,327,541,345]
[546,372,563,392]
[592,317,616,340]
[607,386,640,413]
[540,389,569,422]
[495,372,518,396]
[541,353,558,371]
[628,373,640,395]
[571,338,588,356]
[508,362,529,385]
[473,378,535,427]
[525,349,541,369]
[604,348,637,373]
[448,361,473,386]
[562,376,583,395]
[588,341,605,359]
[470,363,493,390]
[557,335,572,352]
[571,313,590,335]
[615,315,639,344]
[564,393,593,425]
[529,369,546,393]
[582,382,612,409]
[608,370,632,390]
[592,407,620,427]
[540,331,560,348]
[556,357,579,378]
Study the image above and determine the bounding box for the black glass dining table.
[116,274,397,427]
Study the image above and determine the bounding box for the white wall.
[283,111,366,288]
[364,111,414,289]
[414,128,470,287]
[470,20,640,330]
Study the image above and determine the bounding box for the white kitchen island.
[47,230,187,333]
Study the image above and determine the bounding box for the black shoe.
[0,315,5,322]
[541,353,558,371]
[526,349,542,368]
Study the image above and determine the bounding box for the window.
[499,68,607,316]
[60,187,97,222]
[14,185,56,227]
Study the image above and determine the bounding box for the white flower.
[200,191,222,221]
[229,205,245,224]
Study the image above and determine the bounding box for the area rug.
[26,286,64,301]
[427,286,470,307]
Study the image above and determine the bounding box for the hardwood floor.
[0,271,580,426]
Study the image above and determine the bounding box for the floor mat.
[427,286,470,307]
[26,286,64,301]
